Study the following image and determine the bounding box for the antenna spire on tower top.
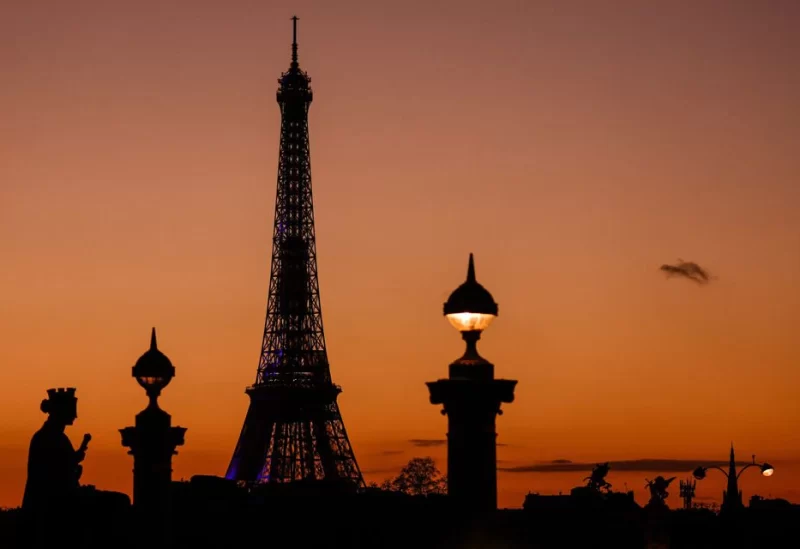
[291,15,299,65]
[467,253,476,283]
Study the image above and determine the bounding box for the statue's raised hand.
[76,433,91,462]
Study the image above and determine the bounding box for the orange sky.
[1,1,799,509]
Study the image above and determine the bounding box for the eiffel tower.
[225,17,363,487]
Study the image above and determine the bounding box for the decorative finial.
[467,253,476,283]
[291,15,299,66]
[150,327,157,351]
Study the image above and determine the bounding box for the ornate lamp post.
[120,329,186,527]
[693,445,774,513]
[427,254,517,511]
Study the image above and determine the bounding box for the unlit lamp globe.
[132,328,175,398]
[446,312,496,333]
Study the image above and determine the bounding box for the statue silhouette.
[645,476,676,508]
[22,388,91,514]
[584,462,613,492]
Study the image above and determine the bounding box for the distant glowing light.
[761,463,775,477]
[446,312,495,332]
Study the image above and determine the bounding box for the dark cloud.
[660,259,712,285]
[408,439,446,448]
[500,459,741,473]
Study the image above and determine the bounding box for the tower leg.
[226,400,274,482]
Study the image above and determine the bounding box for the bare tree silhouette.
[380,457,447,496]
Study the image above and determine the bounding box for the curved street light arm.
[703,465,730,479]
[735,462,766,480]
[696,454,773,482]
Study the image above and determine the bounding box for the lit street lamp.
[443,253,499,365]
[693,445,774,513]
[427,254,516,511]
[692,460,774,481]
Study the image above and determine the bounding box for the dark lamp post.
[120,327,186,544]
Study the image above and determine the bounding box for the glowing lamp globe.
[446,312,495,332]
[132,328,175,399]
[443,253,498,334]
[761,463,775,477]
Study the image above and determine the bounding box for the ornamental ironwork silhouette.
[226,17,363,487]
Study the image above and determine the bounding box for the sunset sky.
[1,0,798,509]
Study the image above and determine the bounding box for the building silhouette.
[225,17,363,487]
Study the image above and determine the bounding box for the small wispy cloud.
[660,259,712,285]
[500,459,739,473]
[379,449,404,456]
[408,439,446,448]
[407,439,510,448]
[361,467,399,475]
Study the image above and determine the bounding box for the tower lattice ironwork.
[226,17,363,487]
[679,478,696,509]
